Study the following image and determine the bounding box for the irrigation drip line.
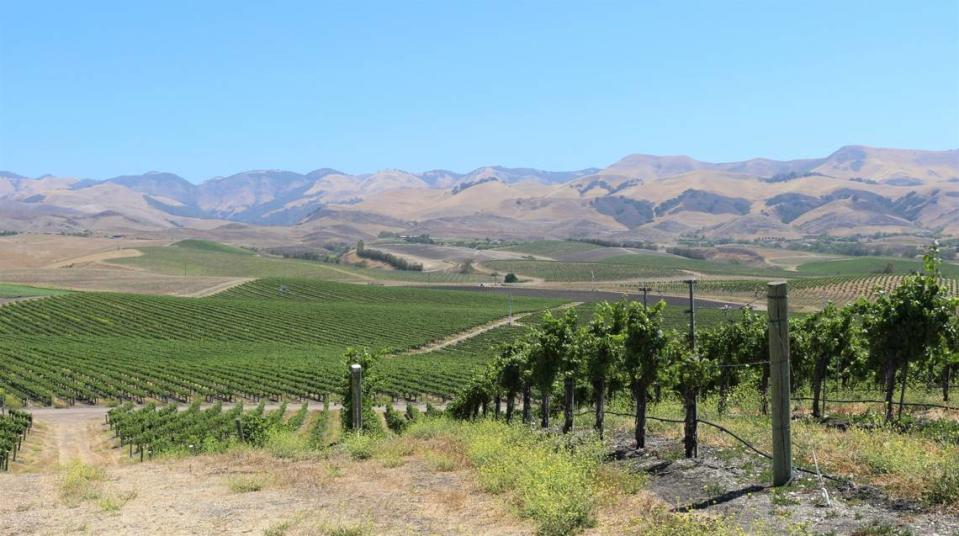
[598,409,845,482]
[718,360,769,368]
[790,397,958,411]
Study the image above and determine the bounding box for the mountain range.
[2,145,958,244]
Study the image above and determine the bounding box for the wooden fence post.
[768,281,793,486]
[562,377,574,433]
[351,364,363,431]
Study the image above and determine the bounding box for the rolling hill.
[2,146,957,241]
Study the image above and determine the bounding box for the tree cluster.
[448,244,959,457]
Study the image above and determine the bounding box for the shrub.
[59,460,104,506]
[384,404,407,434]
[504,273,519,283]
[405,403,421,423]
[227,474,269,493]
[343,433,376,460]
[406,418,602,535]
[265,429,309,459]
[924,456,959,506]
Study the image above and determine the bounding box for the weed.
[342,433,376,460]
[98,489,138,512]
[770,487,800,506]
[59,460,104,506]
[850,521,913,536]
[227,474,270,493]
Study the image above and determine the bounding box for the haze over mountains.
[2,145,958,243]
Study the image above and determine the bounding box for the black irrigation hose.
[790,397,958,411]
[599,409,846,483]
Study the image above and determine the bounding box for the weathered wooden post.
[235,418,243,441]
[522,383,532,424]
[768,281,793,486]
[351,363,363,431]
[562,377,575,433]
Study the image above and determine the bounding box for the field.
[2,237,958,535]
[0,279,561,405]
[795,255,959,278]
[114,241,493,284]
[482,252,789,282]
[0,283,69,299]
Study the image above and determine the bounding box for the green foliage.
[504,272,519,283]
[384,404,407,434]
[924,454,959,506]
[284,402,310,431]
[309,401,332,448]
[622,301,669,388]
[404,403,420,422]
[0,279,559,405]
[407,418,603,536]
[857,244,957,418]
[666,341,719,395]
[171,239,254,256]
[530,309,578,391]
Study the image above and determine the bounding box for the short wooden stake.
[767,281,793,486]
[351,364,363,431]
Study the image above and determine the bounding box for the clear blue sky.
[1,1,957,182]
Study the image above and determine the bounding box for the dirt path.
[0,448,532,535]
[11,409,121,472]
[402,313,533,355]
[44,248,144,269]
[175,277,256,297]
[400,302,581,356]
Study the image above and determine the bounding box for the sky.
[1,1,957,182]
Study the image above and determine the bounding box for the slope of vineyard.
[0,281,561,405]
[483,254,787,282]
[112,245,491,284]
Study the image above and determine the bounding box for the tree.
[493,341,528,423]
[504,273,519,283]
[858,243,956,421]
[941,314,959,402]
[798,302,863,418]
[581,301,627,438]
[734,308,770,415]
[529,309,578,428]
[666,340,719,458]
[622,301,668,448]
[340,347,382,434]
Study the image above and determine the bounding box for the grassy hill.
[113,243,491,283]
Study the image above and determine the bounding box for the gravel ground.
[607,431,959,535]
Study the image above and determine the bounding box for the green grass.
[113,246,368,280]
[795,256,959,278]
[171,239,255,256]
[114,245,491,283]
[0,282,69,298]
[495,240,603,258]
[406,418,604,535]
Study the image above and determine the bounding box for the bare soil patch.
[0,439,529,535]
[0,234,166,270]
[0,268,246,296]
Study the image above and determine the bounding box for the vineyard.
[0,407,31,470]
[106,399,316,459]
[607,275,959,308]
[0,279,561,405]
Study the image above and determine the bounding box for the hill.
[3,146,957,241]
